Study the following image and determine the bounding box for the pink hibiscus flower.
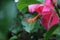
[28,0,59,30]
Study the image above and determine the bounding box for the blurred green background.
[0,0,60,40]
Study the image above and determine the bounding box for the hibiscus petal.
[42,5,52,15]
[41,12,59,30]
[36,4,44,14]
[45,0,54,8]
[50,13,59,27]
[36,4,53,15]
[53,0,57,3]
[41,13,52,30]
[28,4,40,13]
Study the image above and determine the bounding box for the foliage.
[0,0,60,40]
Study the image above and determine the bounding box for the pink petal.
[50,12,59,27]
[28,4,40,13]
[41,11,59,30]
[53,0,57,3]
[42,5,52,15]
[45,0,54,8]
[36,4,53,15]
[36,4,44,14]
[41,13,52,30]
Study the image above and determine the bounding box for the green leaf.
[56,35,60,40]
[11,24,23,34]
[53,24,60,35]
[11,26,21,34]
[57,0,60,9]
[21,14,40,33]
[9,36,17,40]
[44,24,59,40]
[0,0,17,40]
[0,32,6,40]
[37,0,45,3]
[17,0,40,13]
